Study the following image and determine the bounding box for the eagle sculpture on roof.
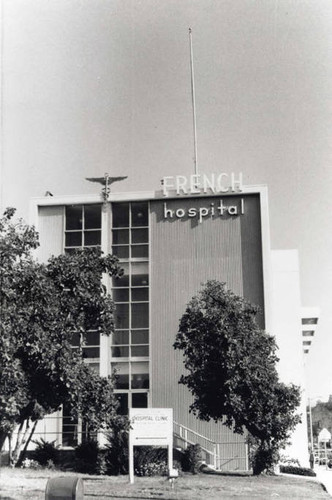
[86,173,128,201]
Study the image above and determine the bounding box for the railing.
[173,421,248,471]
[13,414,248,470]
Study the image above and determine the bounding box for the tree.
[174,280,301,474]
[0,208,125,465]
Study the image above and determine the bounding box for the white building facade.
[25,180,309,468]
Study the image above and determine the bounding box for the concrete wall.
[271,250,309,466]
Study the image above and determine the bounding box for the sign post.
[129,408,173,484]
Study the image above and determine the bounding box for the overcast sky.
[1,0,332,401]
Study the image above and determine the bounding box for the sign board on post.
[129,408,173,484]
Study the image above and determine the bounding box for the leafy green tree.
[174,280,301,474]
[0,208,125,465]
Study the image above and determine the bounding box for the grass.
[0,467,330,500]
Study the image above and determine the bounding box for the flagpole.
[189,28,198,176]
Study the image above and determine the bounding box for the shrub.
[280,465,316,477]
[181,444,202,474]
[248,436,280,475]
[21,458,41,469]
[104,417,129,475]
[279,454,300,467]
[251,445,279,475]
[134,447,168,477]
[135,460,168,477]
[32,438,59,466]
[46,459,56,470]
[74,439,100,474]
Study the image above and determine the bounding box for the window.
[70,331,100,361]
[302,318,318,325]
[70,330,100,386]
[115,392,148,415]
[62,405,97,447]
[65,204,101,252]
[62,204,102,446]
[111,202,149,412]
[303,331,314,337]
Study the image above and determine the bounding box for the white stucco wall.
[271,250,309,466]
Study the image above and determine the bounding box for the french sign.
[161,172,243,197]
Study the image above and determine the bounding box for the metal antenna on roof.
[189,28,198,176]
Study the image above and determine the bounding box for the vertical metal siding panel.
[150,197,246,453]
[241,195,265,328]
[37,206,64,261]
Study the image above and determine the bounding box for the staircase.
[173,421,249,471]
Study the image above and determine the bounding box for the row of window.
[62,202,149,446]
[111,202,150,409]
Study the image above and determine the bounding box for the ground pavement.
[315,466,332,497]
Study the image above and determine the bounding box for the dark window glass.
[71,332,81,347]
[62,405,78,447]
[131,262,148,286]
[66,206,82,230]
[116,393,129,415]
[113,276,129,288]
[85,205,101,229]
[131,303,149,328]
[131,202,148,227]
[131,362,149,389]
[113,363,129,389]
[112,246,129,259]
[84,231,101,246]
[113,331,129,345]
[111,346,130,357]
[85,331,100,346]
[82,346,100,358]
[65,232,82,247]
[131,345,149,357]
[132,393,148,408]
[112,263,129,288]
[302,318,318,325]
[113,203,129,228]
[131,245,148,259]
[131,288,148,302]
[112,229,129,245]
[112,289,129,302]
[303,331,314,337]
[131,228,148,243]
[62,425,77,447]
[64,248,78,255]
[115,304,129,329]
[131,330,149,344]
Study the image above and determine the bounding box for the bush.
[181,444,202,474]
[248,436,280,475]
[32,438,59,466]
[279,454,300,467]
[74,439,100,474]
[134,447,168,477]
[104,417,129,475]
[251,445,278,475]
[280,465,316,477]
[21,458,41,469]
